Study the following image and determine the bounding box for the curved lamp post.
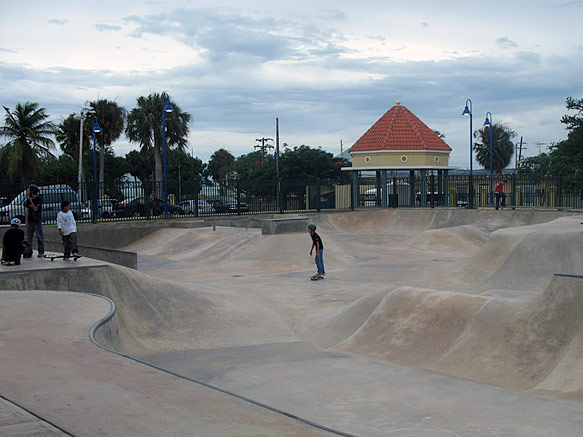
[484,112,494,205]
[462,99,474,208]
[162,98,174,215]
[92,117,101,220]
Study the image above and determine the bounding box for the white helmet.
[10,217,21,227]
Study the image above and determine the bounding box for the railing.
[1,173,582,224]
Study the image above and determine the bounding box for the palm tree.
[89,99,126,185]
[0,102,56,184]
[126,92,191,189]
[474,122,516,175]
[55,113,91,161]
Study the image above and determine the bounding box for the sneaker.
[37,253,44,258]
[72,252,79,257]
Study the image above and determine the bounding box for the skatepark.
[2,208,583,436]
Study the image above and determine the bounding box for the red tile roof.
[349,104,452,153]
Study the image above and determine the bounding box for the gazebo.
[343,100,456,207]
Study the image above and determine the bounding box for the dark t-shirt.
[310,232,324,249]
[24,194,43,223]
[3,227,25,258]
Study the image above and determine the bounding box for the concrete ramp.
[431,273,583,397]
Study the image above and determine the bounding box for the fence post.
[316,178,321,213]
[278,179,284,214]
[557,172,562,208]
[430,173,435,208]
[237,179,241,215]
[351,172,358,210]
[511,173,516,207]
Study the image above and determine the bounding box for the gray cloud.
[496,37,519,49]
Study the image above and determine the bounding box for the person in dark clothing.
[23,184,44,257]
[2,218,25,265]
[308,223,325,279]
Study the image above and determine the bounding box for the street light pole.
[162,98,174,215]
[462,99,474,208]
[78,106,94,200]
[484,112,494,205]
[92,117,101,220]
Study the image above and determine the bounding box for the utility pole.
[255,137,274,163]
[340,139,343,157]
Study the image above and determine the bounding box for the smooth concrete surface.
[2,208,583,436]
[0,290,332,436]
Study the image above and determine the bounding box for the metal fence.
[1,173,582,225]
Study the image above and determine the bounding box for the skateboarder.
[57,200,78,259]
[308,223,325,280]
[24,184,44,257]
[2,218,25,265]
[493,179,507,210]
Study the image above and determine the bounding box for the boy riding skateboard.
[308,224,325,280]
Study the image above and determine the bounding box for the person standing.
[57,200,78,259]
[24,184,44,257]
[493,179,507,210]
[308,223,325,280]
[2,218,25,265]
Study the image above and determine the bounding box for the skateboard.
[44,254,83,262]
[310,274,325,281]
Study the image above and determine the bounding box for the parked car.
[0,185,82,224]
[205,196,249,213]
[178,199,215,215]
[81,199,116,219]
[116,197,184,217]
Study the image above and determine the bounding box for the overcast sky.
[1,0,582,169]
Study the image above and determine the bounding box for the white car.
[81,199,115,219]
[178,199,215,215]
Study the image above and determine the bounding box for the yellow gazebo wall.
[351,151,450,168]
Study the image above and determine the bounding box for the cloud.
[95,23,122,32]
[421,22,429,28]
[496,37,519,49]
[48,19,67,25]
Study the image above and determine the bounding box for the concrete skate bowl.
[3,207,583,425]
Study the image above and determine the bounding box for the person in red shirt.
[493,179,507,210]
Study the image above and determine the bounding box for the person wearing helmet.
[2,217,25,265]
[308,223,325,280]
[24,184,45,257]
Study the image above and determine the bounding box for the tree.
[473,123,515,174]
[126,149,154,182]
[90,99,126,185]
[207,148,235,183]
[126,92,191,190]
[0,102,56,184]
[279,145,348,180]
[234,151,277,184]
[561,97,583,131]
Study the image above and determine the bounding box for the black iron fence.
[1,173,582,225]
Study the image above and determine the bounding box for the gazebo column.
[437,170,443,206]
[381,170,388,207]
[351,170,359,209]
[421,171,427,207]
[375,171,382,207]
[444,170,449,207]
[409,170,416,206]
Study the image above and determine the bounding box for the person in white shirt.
[56,200,78,259]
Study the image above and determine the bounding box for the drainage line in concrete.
[89,293,356,437]
[0,394,75,436]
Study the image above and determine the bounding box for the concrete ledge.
[44,240,137,270]
[261,217,310,234]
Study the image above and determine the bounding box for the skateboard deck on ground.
[44,254,82,261]
[310,275,325,281]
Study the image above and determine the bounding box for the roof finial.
[395,99,401,106]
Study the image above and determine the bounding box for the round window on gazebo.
[400,155,408,162]
[364,156,371,163]
[434,156,440,163]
